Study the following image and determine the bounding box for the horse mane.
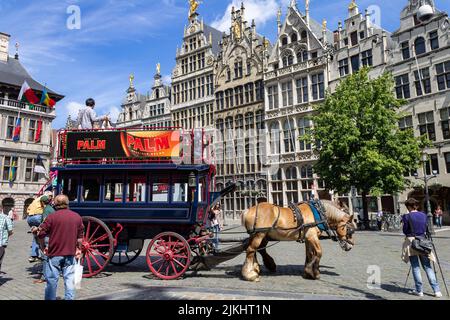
[320,200,348,224]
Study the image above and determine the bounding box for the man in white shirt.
[77,98,109,130]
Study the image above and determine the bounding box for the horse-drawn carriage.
[53,127,236,280]
[52,127,355,282]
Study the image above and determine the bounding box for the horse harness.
[247,200,339,244]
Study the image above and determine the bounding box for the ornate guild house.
[170,7,222,130]
[214,4,269,219]
[113,0,449,220]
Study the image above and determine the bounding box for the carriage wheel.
[146,232,191,280]
[110,247,143,266]
[81,217,114,278]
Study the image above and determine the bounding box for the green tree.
[308,68,425,225]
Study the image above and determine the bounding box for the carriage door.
[197,176,208,224]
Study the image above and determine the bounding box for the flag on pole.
[12,117,21,142]
[34,154,48,176]
[18,81,39,106]
[40,87,56,108]
[35,119,43,142]
[8,157,17,183]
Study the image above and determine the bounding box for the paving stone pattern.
[1,221,450,300]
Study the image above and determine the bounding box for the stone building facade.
[213,4,269,219]
[116,75,147,129]
[387,0,450,214]
[170,13,222,130]
[264,0,334,207]
[143,66,172,129]
[0,32,63,218]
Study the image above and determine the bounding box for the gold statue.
[322,19,327,30]
[232,20,241,40]
[189,0,201,18]
[129,73,134,87]
[349,0,357,10]
[156,63,161,75]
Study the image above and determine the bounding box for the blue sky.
[0,0,448,129]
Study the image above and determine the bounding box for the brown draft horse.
[241,200,356,282]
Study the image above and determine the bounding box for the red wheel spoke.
[88,225,101,242]
[90,233,109,244]
[85,221,91,240]
[173,255,188,259]
[165,264,170,276]
[151,257,163,265]
[156,260,166,273]
[89,251,104,268]
[173,258,186,269]
[90,244,111,248]
[85,252,93,275]
[89,248,109,260]
[170,261,178,275]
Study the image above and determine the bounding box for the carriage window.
[126,174,147,203]
[172,180,188,202]
[81,178,101,202]
[198,177,207,203]
[62,176,79,202]
[151,178,169,202]
[104,176,124,202]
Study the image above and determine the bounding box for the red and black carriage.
[52,127,236,280]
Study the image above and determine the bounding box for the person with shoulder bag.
[401,198,442,298]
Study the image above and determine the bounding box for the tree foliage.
[309,68,425,198]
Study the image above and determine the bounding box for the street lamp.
[414,152,437,234]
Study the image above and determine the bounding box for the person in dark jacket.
[401,198,441,298]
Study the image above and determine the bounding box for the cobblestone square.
[1,221,449,300]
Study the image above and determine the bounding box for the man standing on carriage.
[77,98,110,130]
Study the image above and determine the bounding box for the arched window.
[270,122,281,154]
[414,37,426,55]
[235,114,244,139]
[283,55,294,67]
[283,119,296,153]
[216,119,224,142]
[291,33,298,43]
[281,36,288,46]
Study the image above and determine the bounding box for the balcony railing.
[266,56,327,81]
[0,98,53,114]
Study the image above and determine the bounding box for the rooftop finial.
[15,42,19,60]
[129,73,135,88]
[188,0,201,19]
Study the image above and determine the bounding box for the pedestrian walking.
[209,203,223,251]
[434,205,443,229]
[0,207,14,274]
[401,198,442,298]
[30,195,56,284]
[26,192,52,263]
[36,195,84,300]
[376,211,383,231]
[77,98,109,130]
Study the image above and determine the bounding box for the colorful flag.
[34,154,47,176]
[35,119,43,142]
[18,81,39,106]
[12,117,21,142]
[8,158,17,183]
[40,87,56,108]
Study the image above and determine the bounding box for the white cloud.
[211,0,284,32]
[105,105,121,123]
[162,74,172,85]
[64,101,84,119]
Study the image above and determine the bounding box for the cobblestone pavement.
[1,221,450,300]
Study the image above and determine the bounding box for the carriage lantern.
[189,172,197,188]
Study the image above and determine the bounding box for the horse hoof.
[254,277,261,283]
